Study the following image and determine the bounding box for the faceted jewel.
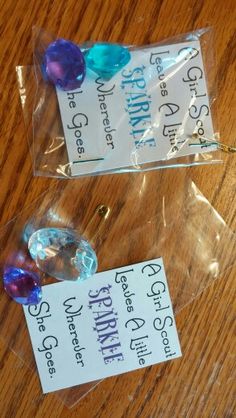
[3,267,42,305]
[85,43,131,79]
[44,39,86,90]
[28,228,98,282]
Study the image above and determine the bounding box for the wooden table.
[0,0,235,416]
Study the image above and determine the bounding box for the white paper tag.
[56,40,216,176]
[24,258,181,393]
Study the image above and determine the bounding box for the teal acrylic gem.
[85,43,131,79]
[28,228,98,282]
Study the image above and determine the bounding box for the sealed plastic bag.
[17,27,222,178]
[0,170,235,407]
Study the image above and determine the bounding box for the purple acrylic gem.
[43,39,86,91]
[3,266,42,305]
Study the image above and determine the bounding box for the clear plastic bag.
[17,27,222,178]
[0,170,235,407]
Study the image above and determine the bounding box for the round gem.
[85,43,131,79]
[44,39,86,90]
[3,267,42,305]
[28,228,98,282]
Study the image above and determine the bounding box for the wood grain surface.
[0,0,235,417]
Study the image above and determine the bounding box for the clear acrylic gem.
[28,228,97,282]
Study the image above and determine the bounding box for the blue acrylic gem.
[3,267,42,305]
[85,43,131,79]
[28,228,98,282]
[44,39,86,91]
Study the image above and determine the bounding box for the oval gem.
[3,267,42,305]
[44,39,86,90]
[28,228,98,282]
[85,43,131,79]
